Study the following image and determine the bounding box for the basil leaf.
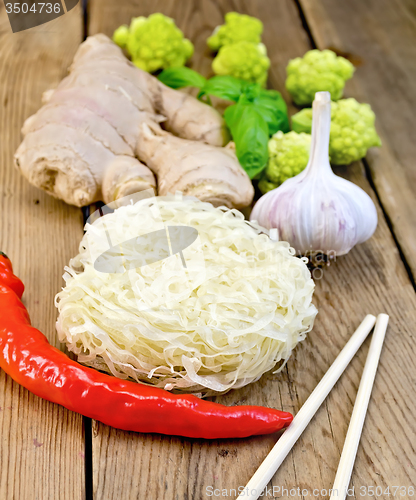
[158,67,207,90]
[198,76,245,102]
[253,90,290,135]
[291,108,313,134]
[224,102,269,179]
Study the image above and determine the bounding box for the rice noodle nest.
[56,194,317,395]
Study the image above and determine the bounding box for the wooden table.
[1,1,415,499]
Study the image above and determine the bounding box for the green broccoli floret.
[207,12,263,51]
[292,98,381,165]
[113,25,129,48]
[286,49,354,106]
[112,14,194,73]
[258,131,311,193]
[212,42,270,86]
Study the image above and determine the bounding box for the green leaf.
[291,108,313,134]
[227,87,290,136]
[253,89,290,135]
[157,67,207,89]
[224,102,269,179]
[198,76,246,102]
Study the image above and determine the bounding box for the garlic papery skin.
[250,92,378,257]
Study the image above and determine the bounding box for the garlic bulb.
[250,92,377,256]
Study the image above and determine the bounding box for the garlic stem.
[304,92,333,176]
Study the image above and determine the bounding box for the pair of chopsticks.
[239,313,389,500]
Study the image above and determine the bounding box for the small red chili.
[0,252,293,439]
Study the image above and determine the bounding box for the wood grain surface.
[87,1,416,499]
[299,0,416,282]
[0,3,85,499]
[0,0,415,498]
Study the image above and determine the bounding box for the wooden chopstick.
[329,313,389,499]
[237,314,377,500]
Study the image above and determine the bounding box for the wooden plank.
[0,4,85,499]
[87,1,416,499]
[298,0,416,282]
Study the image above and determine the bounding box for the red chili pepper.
[0,251,24,298]
[0,253,293,439]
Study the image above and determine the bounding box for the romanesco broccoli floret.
[112,14,194,73]
[113,25,129,48]
[258,131,311,193]
[286,49,354,106]
[207,12,263,51]
[292,98,381,165]
[212,42,270,86]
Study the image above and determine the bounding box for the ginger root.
[14,34,253,209]
[137,123,253,208]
